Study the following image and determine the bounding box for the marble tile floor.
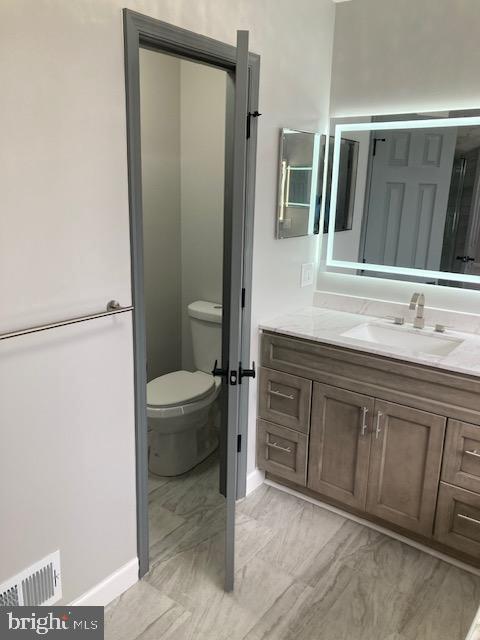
[106,465,480,640]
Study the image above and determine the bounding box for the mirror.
[276,128,321,239]
[324,111,480,288]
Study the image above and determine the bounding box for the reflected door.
[362,128,457,271]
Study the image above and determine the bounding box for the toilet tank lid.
[187,301,222,323]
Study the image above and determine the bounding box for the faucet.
[409,292,425,329]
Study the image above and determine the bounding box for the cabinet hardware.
[465,449,480,459]
[375,411,383,439]
[361,407,369,436]
[268,388,294,400]
[266,441,292,454]
[457,513,480,526]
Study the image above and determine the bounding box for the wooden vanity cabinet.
[257,331,480,565]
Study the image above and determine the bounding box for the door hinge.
[372,137,386,156]
[247,110,261,139]
[241,287,246,308]
[237,434,242,452]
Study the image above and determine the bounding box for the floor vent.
[0,551,62,606]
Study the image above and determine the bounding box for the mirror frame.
[326,114,480,284]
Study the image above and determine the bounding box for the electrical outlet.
[301,262,314,287]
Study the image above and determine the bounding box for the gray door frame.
[123,9,260,579]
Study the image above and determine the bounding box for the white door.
[362,127,457,272]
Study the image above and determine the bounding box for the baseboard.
[70,557,138,607]
[246,468,265,496]
[264,479,480,578]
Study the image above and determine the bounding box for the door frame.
[123,9,260,579]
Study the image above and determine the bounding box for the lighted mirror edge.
[325,114,480,285]
[326,258,480,285]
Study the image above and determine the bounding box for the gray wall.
[318,0,480,314]
[140,49,182,381]
[180,61,226,371]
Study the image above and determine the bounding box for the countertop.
[260,306,480,379]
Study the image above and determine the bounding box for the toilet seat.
[147,370,220,420]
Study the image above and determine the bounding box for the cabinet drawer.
[435,482,480,558]
[256,419,308,486]
[258,367,311,433]
[442,419,480,493]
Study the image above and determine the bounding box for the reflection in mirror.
[322,136,359,233]
[276,128,321,239]
[325,112,480,288]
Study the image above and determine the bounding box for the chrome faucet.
[409,292,425,329]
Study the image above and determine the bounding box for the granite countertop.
[260,306,480,379]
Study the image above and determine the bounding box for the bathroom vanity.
[257,308,480,566]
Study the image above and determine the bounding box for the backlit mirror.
[276,128,321,239]
[324,110,480,288]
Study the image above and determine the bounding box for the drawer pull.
[457,513,480,526]
[268,388,295,400]
[465,449,480,459]
[361,407,368,436]
[375,411,383,439]
[266,441,292,454]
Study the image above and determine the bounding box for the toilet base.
[148,402,219,477]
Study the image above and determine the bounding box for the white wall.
[318,0,480,315]
[180,61,226,372]
[0,0,336,602]
[140,49,182,381]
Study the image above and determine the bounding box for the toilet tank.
[187,301,222,373]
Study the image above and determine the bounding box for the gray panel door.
[222,30,250,592]
[363,128,457,271]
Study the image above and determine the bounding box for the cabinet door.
[366,400,446,536]
[307,383,374,510]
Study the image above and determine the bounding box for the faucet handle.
[434,323,448,333]
[386,315,405,325]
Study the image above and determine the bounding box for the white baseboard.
[265,479,480,578]
[246,468,265,495]
[70,557,138,607]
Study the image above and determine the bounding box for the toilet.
[147,300,222,476]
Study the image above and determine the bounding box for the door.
[221,29,251,591]
[366,399,446,536]
[307,383,374,510]
[362,128,457,271]
[124,12,258,592]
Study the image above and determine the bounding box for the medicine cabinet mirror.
[323,109,480,288]
[276,128,322,239]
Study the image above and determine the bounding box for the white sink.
[341,323,463,356]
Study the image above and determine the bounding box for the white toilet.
[147,300,222,476]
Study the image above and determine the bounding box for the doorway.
[123,10,260,591]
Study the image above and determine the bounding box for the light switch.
[301,262,314,287]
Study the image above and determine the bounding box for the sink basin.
[341,323,463,356]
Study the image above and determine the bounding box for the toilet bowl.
[147,301,222,476]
